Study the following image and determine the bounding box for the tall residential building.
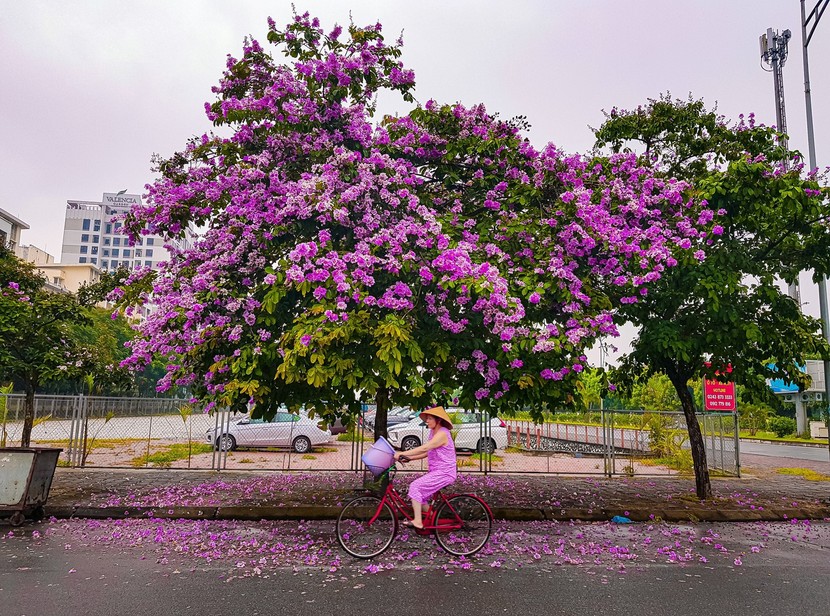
[62,192,188,272]
[0,207,30,257]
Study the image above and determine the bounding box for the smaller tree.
[0,245,95,446]
[597,96,830,499]
[630,373,681,411]
[738,402,772,436]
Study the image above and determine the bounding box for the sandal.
[402,520,424,530]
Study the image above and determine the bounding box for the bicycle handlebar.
[398,455,411,464]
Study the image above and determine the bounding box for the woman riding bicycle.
[393,405,457,530]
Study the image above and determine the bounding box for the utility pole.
[800,0,830,459]
[761,28,801,306]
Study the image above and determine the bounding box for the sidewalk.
[43,464,830,524]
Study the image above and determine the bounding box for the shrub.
[767,415,796,438]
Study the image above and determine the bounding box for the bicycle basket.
[362,466,393,495]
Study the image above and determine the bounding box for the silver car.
[206,412,332,453]
[387,412,507,453]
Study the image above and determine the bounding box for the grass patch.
[238,458,255,464]
[131,442,214,467]
[639,453,694,475]
[777,467,830,481]
[740,430,826,445]
[315,447,338,453]
[458,452,503,467]
[302,454,317,460]
[337,430,371,442]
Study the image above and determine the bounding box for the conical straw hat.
[419,405,452,429]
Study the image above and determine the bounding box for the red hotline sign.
[703,379,736,411]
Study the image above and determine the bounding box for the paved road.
[740,439,830,462]
[2,519,829,616]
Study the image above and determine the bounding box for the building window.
[112,249,119,257]
[79,246,88,254]
[145,249,154,257]
[102,260,109,269]
[114,222,122,230]
[123,249,131,257]
[92,235,99,243]
[90,258,97,265]
[122,260,129,268]
[105,223,112,234]
[145,260,152,267]
[146,238,155,246]
[81,234,89,242]
[93,219,101,231]
[113,237,121,246]
[91,246,98,255]
[79,257,87,263]
[135,249,142,258]
[136,238,143,246]
[82,219,91,231]
[103,249,110,257]
[104,237,111,246]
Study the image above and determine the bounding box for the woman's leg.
[411,498,424,528]
[408,472,453,528]
[408,474,437,528]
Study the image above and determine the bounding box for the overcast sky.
[2,1,829,364]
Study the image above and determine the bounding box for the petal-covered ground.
[75,472,826,516]
[5,517,828,584]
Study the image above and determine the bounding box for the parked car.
[320,417,349,436]
[386,412,507,453]
[361,407,419,432]
[206,412,332,453]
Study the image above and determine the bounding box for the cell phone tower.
[760,27,799,305]
[760,28,792,151]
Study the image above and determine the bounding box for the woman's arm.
[396,450,428,461]
[394,429,447,461]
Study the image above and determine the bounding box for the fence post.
[734,412,741,478]
[67,395,79,467]
[144,415,153,468]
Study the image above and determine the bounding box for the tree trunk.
[666,368,712,499]
[20,384,35,448]
[373,387,390,441]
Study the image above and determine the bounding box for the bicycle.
[336,457,493,559]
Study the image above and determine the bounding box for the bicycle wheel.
[434,494,492,557]
[336,496,397,559]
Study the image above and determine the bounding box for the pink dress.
[407,426,457,505]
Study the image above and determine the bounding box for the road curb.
[43,504,830,523]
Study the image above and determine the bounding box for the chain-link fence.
[0,395,739,476]
[504,410,739,476]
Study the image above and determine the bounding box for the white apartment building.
[0,207,30,257]
[62,192,186,272]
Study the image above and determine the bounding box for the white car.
[387,412,507,453]
[206,412,332,453]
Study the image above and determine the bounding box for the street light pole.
[800,0,830,457]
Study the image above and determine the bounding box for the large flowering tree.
[117,14,709,437]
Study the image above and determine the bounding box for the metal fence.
[0,395,740,477]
